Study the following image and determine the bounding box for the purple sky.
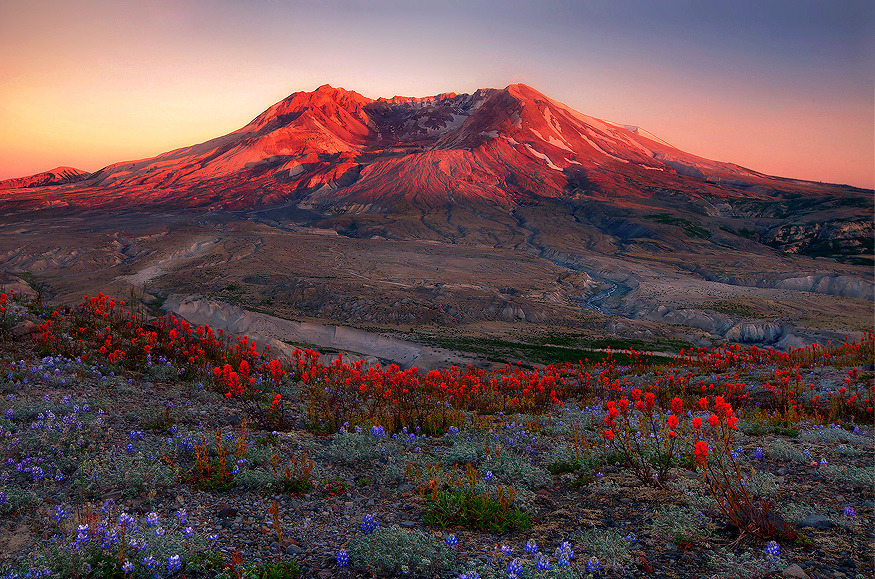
[1,0,873,188]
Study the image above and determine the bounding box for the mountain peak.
[504,83,545,99]
[3,82,864,215]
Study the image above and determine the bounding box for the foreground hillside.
[0,290,872,579]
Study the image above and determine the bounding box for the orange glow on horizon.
[1,0,872,189]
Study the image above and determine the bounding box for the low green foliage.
[422,484,531,533]
[546,459,580,475]
[708,549,787,579]
[576,528,636,574]
[650,504,711,547]
[347,525,458,577]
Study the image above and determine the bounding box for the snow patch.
[543,107,562,133]
[579,130,629,164]
[547,136,573,152]
[524,144,562,171]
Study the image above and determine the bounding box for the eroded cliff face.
[764,219,873,259]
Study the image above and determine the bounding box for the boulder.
[12,320,38,337]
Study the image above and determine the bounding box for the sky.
[1,0,873,189]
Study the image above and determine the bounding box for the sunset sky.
[1,0,873,188]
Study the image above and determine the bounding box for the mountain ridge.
[3,83,868,215]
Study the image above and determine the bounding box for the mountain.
[2,84,865,209]
[0,83,871,352]
[1,84,871,262]
[0,167,89,190]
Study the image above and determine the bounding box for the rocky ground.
[0,313,872,579]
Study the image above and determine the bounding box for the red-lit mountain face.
[0,167,89,190]
[1,84,871,261]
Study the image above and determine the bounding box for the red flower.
[666,414,679,429]
[708,414,719,427]
[630,388,642,401]
[694,441,708,465]
[692,417,702,430]
[671,397,683,415]
[698,397,708,410]
[727,416,738,430]
[644,392,655,410]
[603,430,614,441]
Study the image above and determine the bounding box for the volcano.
[1,83,871,264]
[1,84,872,351]
[2,83,867,212]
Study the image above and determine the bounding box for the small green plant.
[190,551,228,575]
[322,478,348,496]
[186,424,247,492]
[795,533,814,548]
[144,402,175,434]
[547,459,580,475]
[244,560,301,578]
[273,453,315,494]
[421,465,530,533]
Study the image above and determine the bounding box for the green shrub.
[347,525,458,578]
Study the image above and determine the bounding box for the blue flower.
[556,540,574,560]
[764,540,780,560]
[118,513,135,528]
[586,556,601,572]
[142,554,158,570]
[524,539,538,554]
[361,514,379,534]
[844,506,856,517]
[167,554,182,574]
[506,558,524,578]
[446,533,458,546]
[536,556,551,571]
[336,548,349,567]
[53,504,69,522]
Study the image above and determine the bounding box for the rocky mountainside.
[1,84,871,262]
[0,166,88,190]
[0,84,871,351]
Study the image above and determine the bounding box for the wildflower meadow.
[0,290,871,578]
